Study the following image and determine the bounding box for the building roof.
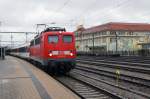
[82,22,150,33]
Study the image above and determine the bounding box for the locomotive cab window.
[63,35,72,43]
[48,35,58,43]
[30,40,34,46]
[35,37,41,45]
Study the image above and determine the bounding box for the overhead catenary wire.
[2,0,73,47]
[98,0,131,21]
[89,0,132,24]
[39,0,99,28]
[40,0,72,30]
[78,0,99,19]
[55,0,71,13]
[72,0,130,26]
[72,0,99,25]
[73,0,131,27]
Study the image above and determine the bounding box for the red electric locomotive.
[29,27,76,74]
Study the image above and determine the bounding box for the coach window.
[48,35,58,43]
[63,35,72,43]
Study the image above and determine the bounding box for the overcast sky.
[0,0,150,46]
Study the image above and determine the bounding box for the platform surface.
[0,56,80,99]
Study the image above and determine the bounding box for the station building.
[75,22,150,53]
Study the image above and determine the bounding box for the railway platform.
[0,56,80,99]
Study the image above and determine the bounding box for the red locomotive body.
[29,27,76,73]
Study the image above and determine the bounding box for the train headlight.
[70,52,73,56]
[49,53,52,56]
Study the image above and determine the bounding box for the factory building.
[75,22,150,53]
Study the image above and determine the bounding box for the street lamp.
[115,32,118,54]
[0,21,2,47]
[92,33,95,55]
[0,35,1,47]
[0,22,1,26]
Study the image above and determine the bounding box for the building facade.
[75,22,150,53]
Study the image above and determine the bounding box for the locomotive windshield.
[63,35,72,43]
[48,35,58,43]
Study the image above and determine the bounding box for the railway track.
[77,56,150,64]
[77,57,150,67]
[55,75,121,99]
[76,59,150,74]
[70,71,150,99]
[14,55,150,99]
[74,56,150,99]
[76,64,150,87]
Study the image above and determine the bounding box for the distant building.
[75,22,150,52]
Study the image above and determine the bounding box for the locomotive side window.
[35,37,41,45]
[48,35,58,43]
[30,40,34,46]
[63,35,72,43]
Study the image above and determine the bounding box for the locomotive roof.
[42,27,66,33]
[33,27,73,39]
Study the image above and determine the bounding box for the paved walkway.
[0,56,79,99]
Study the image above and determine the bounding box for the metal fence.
[77,49,150,56]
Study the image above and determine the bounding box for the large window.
[110,38,116,43]
[110,31,116,35]
[63,35,72,43]
[48,35,58,43]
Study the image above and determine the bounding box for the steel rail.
[76,60,150,74]
[70,71,150,99]
[55,76,120,99]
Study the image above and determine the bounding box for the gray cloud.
[0,0,150,46]
[0,0,149,31]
